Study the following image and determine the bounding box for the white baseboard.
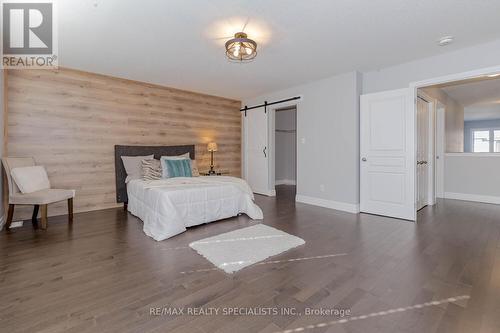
[275,179,296,186]
[254,189,276,197]
[295,194,360,214]
[444,192,500,205]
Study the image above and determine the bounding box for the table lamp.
[207,142,218,174]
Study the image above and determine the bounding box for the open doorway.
[416,73,500,211]
[274,106,297,200]
[416,94,435,210]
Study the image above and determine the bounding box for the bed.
[114,145,263,241]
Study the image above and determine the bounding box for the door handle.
[263,146,267,158]
[361,157,367,162]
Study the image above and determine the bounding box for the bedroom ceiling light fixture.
[225,32,257,62]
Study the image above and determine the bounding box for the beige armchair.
[2,157,75,230]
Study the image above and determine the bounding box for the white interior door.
[243,109,270,195]
[416,97,430,210]
[435,103,445,198]
[360,88,415,221]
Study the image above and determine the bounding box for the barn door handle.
[263,146,267,158]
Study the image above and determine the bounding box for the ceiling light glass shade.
[225,32,257,62]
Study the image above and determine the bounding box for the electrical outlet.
[319,184,325,192]
[301,137,306,144]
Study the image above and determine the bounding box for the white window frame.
[494,129,500,153]
[471,127,500,153]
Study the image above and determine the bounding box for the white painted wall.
[363,38,500,94]
[275,108,296,185]
[421,87,464,152]
[444,154,500,203]
[242,38,500,213]
[243,71,361,213]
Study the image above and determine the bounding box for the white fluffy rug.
[189,224,305,273]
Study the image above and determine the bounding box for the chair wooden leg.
[40,204,48,230]
[68,198,73,223]
[32,205,39,229]
[5,204,14,231]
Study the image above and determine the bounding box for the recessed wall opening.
[274,105,297,200]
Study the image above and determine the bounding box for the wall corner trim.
[295,194,360,214]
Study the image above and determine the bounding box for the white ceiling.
[441,78,500,121]
[59,0,500,99]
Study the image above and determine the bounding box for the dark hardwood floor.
[1,190,500,333]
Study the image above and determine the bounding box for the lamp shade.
[207,142,218,152]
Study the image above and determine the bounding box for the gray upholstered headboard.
[114,145,195,204]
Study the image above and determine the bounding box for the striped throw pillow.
[164,159,192,178]
[141,158,162,181]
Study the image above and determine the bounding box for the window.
[495,130,500,153]
[472,129,500,153]
[473,130,490,152]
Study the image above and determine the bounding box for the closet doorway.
[274,106,297,200]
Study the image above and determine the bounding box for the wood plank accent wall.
[6,68,241,220]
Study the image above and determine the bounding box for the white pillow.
[121,155,154,183]
[160,153,190,178]
[191,159,200,177]
[11,166,51,194]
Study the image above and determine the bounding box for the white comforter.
[127,176,263,241]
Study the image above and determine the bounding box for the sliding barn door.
[360,88,416,221]
[243,108,270,195]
